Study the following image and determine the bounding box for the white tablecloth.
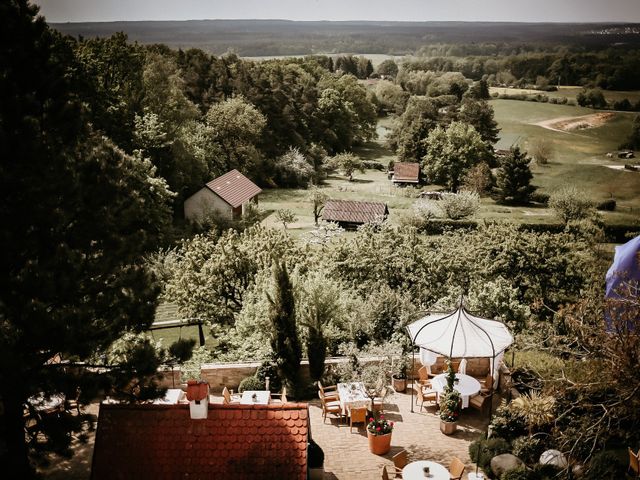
[240,390,271,405]
[337,382,370,415]
[27,393,65,413]
[402,460,449,480]
[431,373,480,408]
[152,388,184,405]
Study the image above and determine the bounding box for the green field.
[490,86,640,105]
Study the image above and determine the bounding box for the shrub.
[362,160,385,170]
[238,375,265,392]
[168,338,196,363]
[469,436,512,473]
[512,436,545,465]
[439,191,480,220]
[501,466,532,480]
[272,147,315,187]
[490,401,528,441]
[500,464,559,480]
[255,360,282,393]
[596,199,616,211]
[548,185,595,223]
[529,192,550,205]
[584,451,626,480]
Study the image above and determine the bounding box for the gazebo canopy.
[407,303,513,358]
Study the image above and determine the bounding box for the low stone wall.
[159,355,496,393]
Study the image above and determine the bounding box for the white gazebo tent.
[406,299,514,415]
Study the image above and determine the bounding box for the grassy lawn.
[260,98,640,232]
[490,86,640,104]
[491,99,640,222]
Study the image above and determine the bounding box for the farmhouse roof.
[392,162,420,183]
[91,403,309,480]
[322,199,388,224]
[205,169,262,208]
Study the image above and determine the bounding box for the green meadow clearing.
[259,98,640,235]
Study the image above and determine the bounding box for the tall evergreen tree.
[496,147,537,204]
[0,2,173,475]
[268,262,302,398]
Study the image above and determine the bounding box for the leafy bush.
[255,360,282,393]
[548,185,595,223]
[168,338,196,363]
[512,436,545,465]
[596,199,616,211]
[439,191,480,220]
[469,436,512,473]
[501,464,560,480]
[584,451,626,480]
[362,160,385,170]
[238,375,265,392]
[529,192,550,205]
[272,147,315,187]
[490,402,528,441]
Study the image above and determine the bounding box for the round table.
[402,460,449,480]
[431,373,481,408]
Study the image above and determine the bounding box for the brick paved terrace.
[37,386,496,479]
[309,385,495,479]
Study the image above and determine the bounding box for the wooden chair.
[23,405,44,444]
[349,406,367,433]
[318,381,339,401]
[65,387,81,414]
[480,373,493,394]
[416,385,438,411]
[319,391,343,423]
[629,447,640,478]
[392,449,409,470]
[449,456,465,480]
[469,393,490,415]
[222,387,240,405]
[270,386,287,404]
[450,360,461,373]
[373,386,387,413]
[381,465,403,480]
[418,365,435,384]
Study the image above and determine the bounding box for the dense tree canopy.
[0,1,174,474]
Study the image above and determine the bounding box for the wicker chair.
[318,381,339,401]
[469,392,490,415]
[319,390,343,423]
[381,465,403,480]
[418,365,435,384]
[65,387,81,414]
[449,456,465,480]
[270,387,287,404]
[222,387,240,405]
[479,373,493,394]
[416,385,438,411]
[349,406,367,433]
[629,447,640,479]
[392,449,409,471]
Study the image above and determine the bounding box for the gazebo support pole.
[410,346,415,413]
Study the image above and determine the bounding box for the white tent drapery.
[406,299,514,415]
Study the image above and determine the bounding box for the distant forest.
[51,20,640,56]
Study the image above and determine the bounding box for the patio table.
[402,460,449,480]
[240,390,271,405]
[27,393,65,414]
[431,373,480,409]
[337,382,370,415]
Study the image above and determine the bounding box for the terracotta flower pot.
[367,431,392,455]
[440,420,457,435]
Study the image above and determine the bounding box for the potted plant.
[391,356,408,393]
[439,360,461,435]
[366,414,394,454]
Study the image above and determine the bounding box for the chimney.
[186,380,209,419]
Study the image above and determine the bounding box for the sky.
[33,0,640,23]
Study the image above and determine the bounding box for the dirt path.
[534,112,615,133]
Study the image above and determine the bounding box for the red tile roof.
[186,380,208,401]
[92,403,309,480]
[322,199,388,225]
[392,162,420,183]
[205,169,262,208]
